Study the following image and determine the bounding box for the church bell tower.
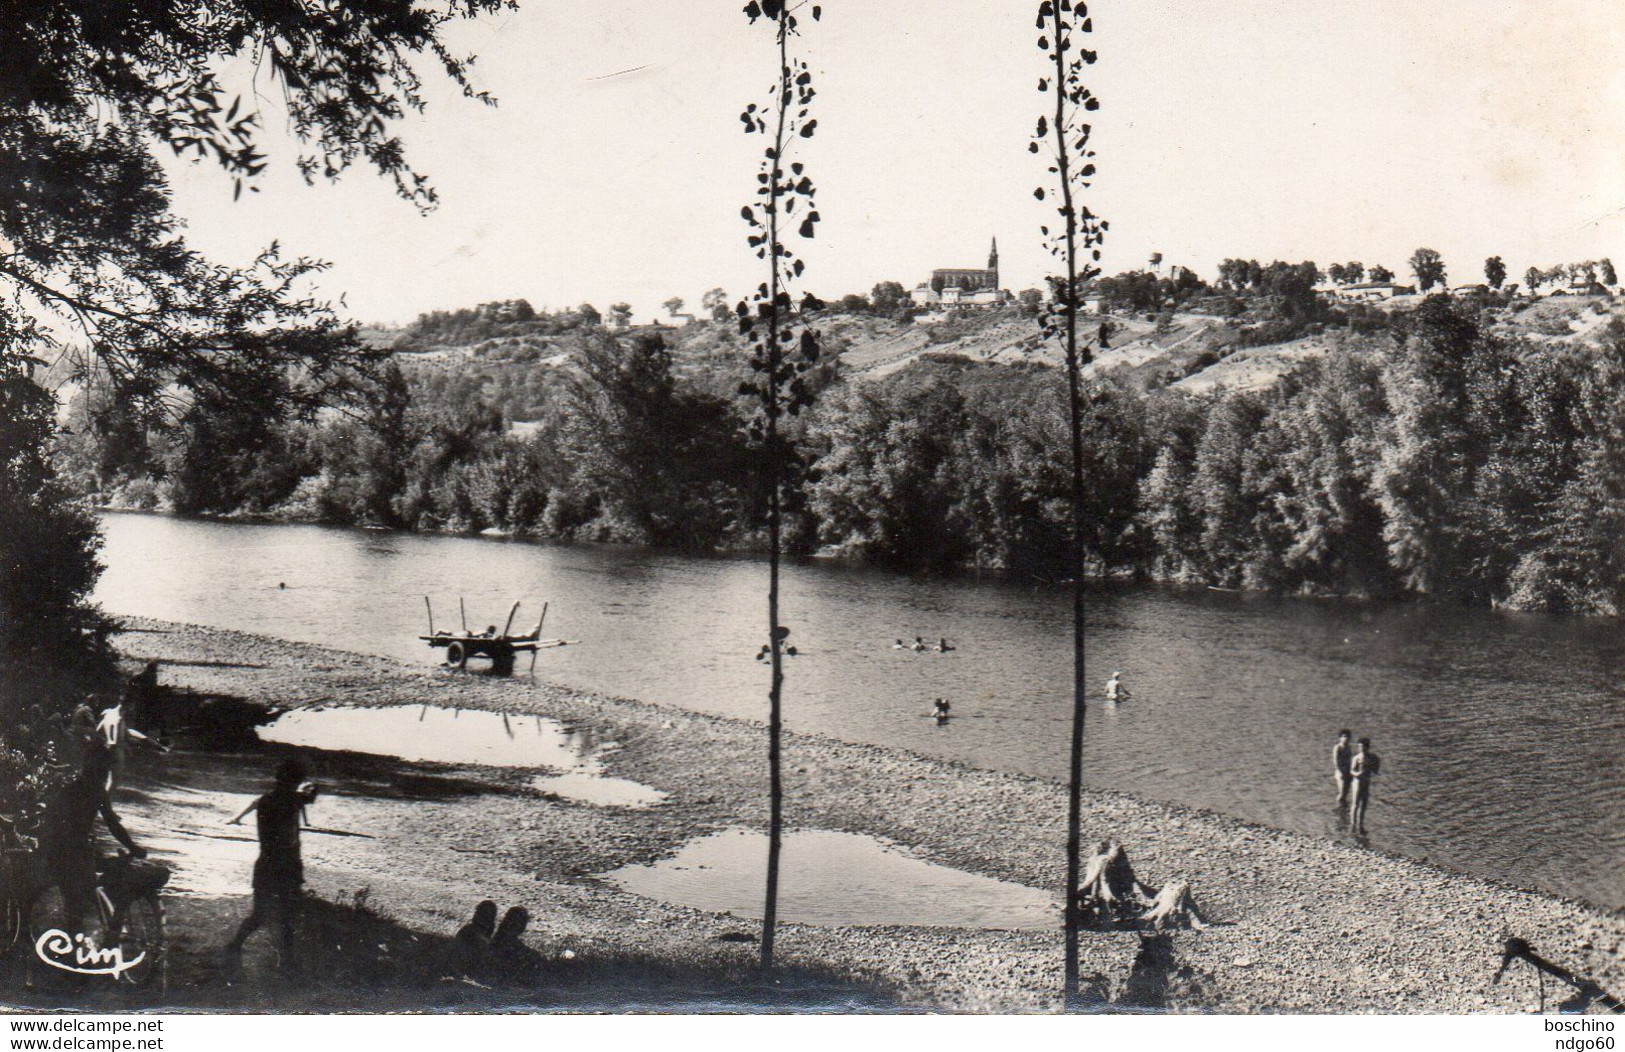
[988,237,1000,290]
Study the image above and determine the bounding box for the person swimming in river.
[892,639,907,650]
[935,638,955,652]
[911,636,929,652]
[1104,671,1131,702]
[931,698,951,721]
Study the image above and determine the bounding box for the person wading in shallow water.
[1348,737,1379,834]
[225,759,320,968]
[1332,729,1353,806]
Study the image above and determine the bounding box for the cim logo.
[33,928,146,979]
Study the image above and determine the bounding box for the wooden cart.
[420,597,575,673]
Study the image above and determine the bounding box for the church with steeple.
[910,238,1012,309]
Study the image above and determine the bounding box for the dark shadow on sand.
[5,894,898,1014]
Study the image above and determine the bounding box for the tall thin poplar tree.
[737,0,823,970]
[1030,0,1107,1003]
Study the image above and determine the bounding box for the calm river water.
[94,512,1625,909]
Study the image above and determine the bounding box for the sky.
[164,1,1625,326]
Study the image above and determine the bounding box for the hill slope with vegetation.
[54,284,1625,617]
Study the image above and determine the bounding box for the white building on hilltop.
[911,238,1012,310]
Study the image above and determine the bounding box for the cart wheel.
[446,641,467,669]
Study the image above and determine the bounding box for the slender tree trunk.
[759,8,791,972]
[1047,0,1090,1004]
[763,463,783,967]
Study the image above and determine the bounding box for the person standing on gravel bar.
[1348,737,1378,834]
[226,759,320,968]
[1332,729,1353,805]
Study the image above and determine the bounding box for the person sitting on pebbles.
[487,906,544,984]
[1142,881,1209,931]
[450,899,498,978]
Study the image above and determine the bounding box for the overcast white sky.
[164,1,1625,325]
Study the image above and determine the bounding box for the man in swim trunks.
[1348,737,1378,834]
[1104,671,1130,701]
[1332,729,1353,804]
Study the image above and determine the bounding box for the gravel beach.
[102,618,1625,1014]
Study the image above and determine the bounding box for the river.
[93,511,1625,909]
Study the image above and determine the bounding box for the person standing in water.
[931,698,951,721]
[1332,729,1353,805]
[1104,671,1131,702]
[1348,737,1378,834]
[226,759,320,967]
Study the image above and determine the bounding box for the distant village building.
[1328,280,1417,302]
[911,239,1013,309]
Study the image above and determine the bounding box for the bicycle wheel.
[114,894,164,989]
[25,884,82,989]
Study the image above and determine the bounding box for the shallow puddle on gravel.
[606,828,1058,931]
[257,705,666,808]
[530,771,669,808]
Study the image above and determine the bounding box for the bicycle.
[2,828,169,991]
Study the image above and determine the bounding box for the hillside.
[368,292,1625,416]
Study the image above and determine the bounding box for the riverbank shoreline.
[88,505,1441,609]
[88,617,1625,1013]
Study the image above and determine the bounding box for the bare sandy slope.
[90,619,1625,1014]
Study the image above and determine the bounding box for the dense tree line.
[55,298,1625,615]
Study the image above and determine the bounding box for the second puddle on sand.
[608,829,1059,931]
[257,705,668,808]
